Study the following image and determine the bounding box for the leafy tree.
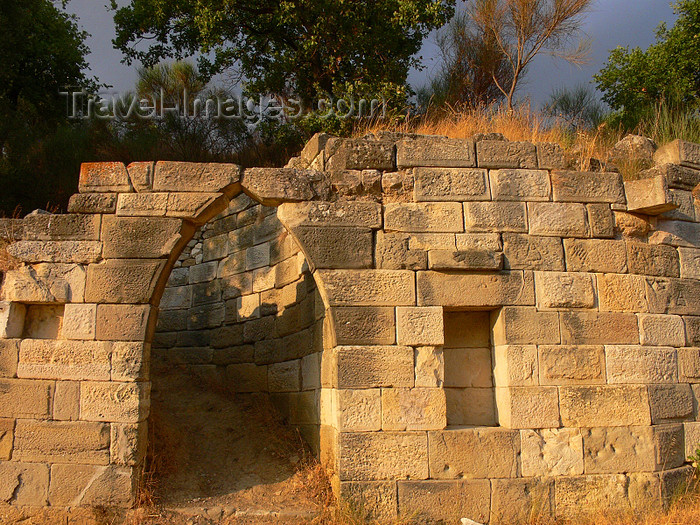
[110,0,455,109]
[469,0,592,110]
[544,84,604,131]
[594,0,700,121]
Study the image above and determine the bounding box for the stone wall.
[0,135,699,522]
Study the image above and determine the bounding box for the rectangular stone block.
[627,242,680,277]
[330,307,395,345]
[0,461,49,506]
[492,306,560,345]
[493,345,538,387]
[101,215,184,259]
[375,231,427,270]
[491,477,555,524]
[605,345,678,384]
[226,363,267,392]
[339,480,398,523]
[53,381,80,420]
[564,239,628,273]
[555,474,630,518]
[110,422,147,466]
[0,302,25,339]
[560,311,639,345]
[68,193,118,214]
[331,388,382,431]
[325,138,394,171]
[685,422,700,459]
[560,385,651,426]
[538,345,606,385]
[455,233,502,251]
[587,203,615,238]
[528,202,588,237]
[17,339,111,381]
[679,248,700,279]
[654,139,700,169]
[385,202,464,232]
[86,259,165,304]
[80,381,150,423]
[496,386,560,428]
[645,277,700,315]
[428,428,520,479]
[598,273,648,312]
[115,192,167,217]
[291,226,373,270]
[96,304,154,341]
[398,480,490,524]
[464,201,527,233]
[537,142,565,169]
[535,271,595,309]
[489,169,551,201]
[338,431,428,481]
[0,418,13,460]
[153,161,240,192]
[445,387,497,426]
[0,379,54,418]
[2,263,86,303]
[396,306,444,346]
[417,271,534,307]
[268,360,301,392]
[48,464,135,507]
[428,249,503,271]
[521,428,584,476]
[679,347,700,381]
[624,175,677,214]
[317,269,415,306]
[7,240,103,264]
[413,167,489,201]
[277,201,382,229]
[415,346,444,388]
[654,162,700,190]
[13,420,109,464]
[648,384,693,423]
[334,346,414,389]
[639,314,685,346]
[23,213,101,241]
[502,234,564,271]
[476,140,537,169]
[79,162,131,193]
[0,339,19,378]
[396,136,475,168]
[111,342,149,381]
[551,170,624,203]
[62,303,97,340]
[649,219,700,248]
[382,387,446,430]
[444,346,493,388]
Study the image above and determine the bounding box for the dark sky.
[67,0,677,108]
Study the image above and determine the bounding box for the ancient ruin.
[1,133,700,522]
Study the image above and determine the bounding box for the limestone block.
[96,304,153,341]
[331,307,395,345]
[0,302,25,339]
[679,348,700,381]
[625,175,677,214]
[300,132,330,165]
[493,345,538,386]
[381,387,446,431]
[339,481,398,523]
[655,424,686,470]
[385,202,464,233]
[650,219,700,248]
[159,285,192,310]
[2,263,86,303]
[7,240,102,264]
[415,346,444,387]
[605,345,678,383]
[268,360,301,392]
[428,249,504,270]
[126,160,154,191]
[654,139,700,169]
[582,426,656,474]
[660,188,697,220]
[502,234,565,271]
[111,342,149,381]
[445,347,493,388]
[464,201,527,233]
[48,464,135,507]
[444,311,491,348]
[476,140,537,169]
[23,213,101,242]
[202,233,229,262]
[538,345,606,385]
[166,192,222,220]
[560,385,651,426]
[551,170,625,203]
[0,380,54,419]
[85,259,165,304]
[317,269,415,306]
[413,167,489,201]
[375,231,427,270]
[560,311,639,345]
[651,163,700,191]
[277,201,382,229]
[101,215,184,259]
[80,381,150,423]
[226,363,267,392]
[491,477,555,524]
[325,138,394,171]
[587,203,615,238]
[62,303,97,340]
[648,384,693,423]
[489,169,551,201]
[535,271,595,309]
[153,161,240,192]
[338,431,428,481]
[12,420,109,464]
[291,226,372,270]
[555,474,630,519]
[521,428,584,476]
[335,345,414,388]
[645,277,700,315]
[0,461,49,506]
[496,386,560,428]
[537,142,565,170]
[251,267,275,293]
[189,261,218,283]
[428,428,520,479]
[115,192,167,216]
[0,340,19,378]
[396,306,444,346]
[17,339,111,380]
[445,387,497,426]
[68,193,118,214]
[679,247,700,279]
[685,421,700,458]
[187,303,225,330]
[564,239,628,273]
[334,388,381,431]
[528,202,588,237]
[0,418,13,460]
[597,273,647,312]
[79,162,132,193]
[638,314,685,346]
[417,270,534,307]
[627,242,680,277]
[53,381,79,420]
[455,233,502,251]
[396,136,475,168]
[492,306,560,345]
[398,480,490,524]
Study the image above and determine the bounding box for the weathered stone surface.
[551,170,625,203]
[651,162,700,190]
[17,339,111,380]
[445,387,497,426]
[606,345,678,383]
[115,192,167,216]
[444,347,493,387]
[560,311,639,345]
[627,242,680,277]
[86,259,165,303]
[502,234,564,271]
[662,189,697,221]
[648,384,693,423]
[489,169,551,201]
[429,249,503,271]
[492,306,560,345]
[555,474,630,518]
[0,379,54,418]
[80,381,150,423]
[587,203,615,238]
[560,385,651,426]
[455,233,501,251]
[537,142,565,170]
[268,360,301,392]
[339,481,398,522]
[496,386,560,428]
[493,345,538,387]
[334,346,414,388]
[398,480,490,524]
[12,420,109,464]
[491,477,555,524]
[48,464,135,506]
[226,363,267,392]
[528,202,588,237]
[0,461,49,506]
[375,231,427,270]
[0,302,25,339]
[23,213,101,241]
[111,342,149,381]
[154,161,240,192]
[654,139,700,169]
[382,388,446,430]
[417,270,534,307]
[428,428,520,479]
[243,168,325,205]
[20,304,62,340]
[413,167,489,201]
[278,201,382,228]
[583,427,655,474]
[625,175,677,214]
[685,422,700,458]
[650,219,700,247]
[79,162,132,193]
[535,271,595,309]
[477,140,537,169]
[464,201,527,232]
[679,347,700,380]
[444,310,491,347]
[1,263,86,303]
[0,419,13,460]
[597,273,647,312]
[126,161,154,192]
[639,314,685,346]
[326,138,394,171]
[330,388,381,431]
[415,346,444,388]
[538,345,606,385]
[291,226,372,270]
[101,216,183,259]
[385,202,464,232]
[68,193,118,214]
[396,307,444,346]
[396,136,475,168]
[53,381,79,421]
[338,431,428,481]
[317,269,415,306]
[521,428,584,476]
[7,241,102,264]
[645,277,700,315]
[331,307,395,345]
[96,304,154,341]
[0,340,19,378]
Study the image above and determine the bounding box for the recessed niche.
[22,304,64,339]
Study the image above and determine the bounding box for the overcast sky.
[67,0,678,108]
